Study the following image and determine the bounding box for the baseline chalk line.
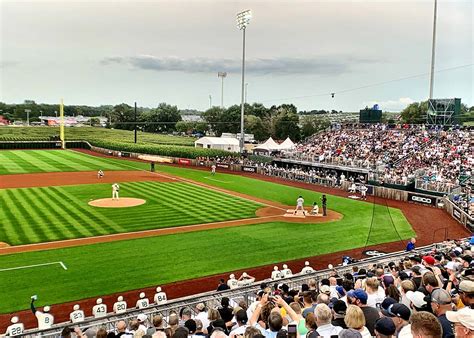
[0,261,67,272]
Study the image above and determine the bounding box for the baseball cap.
[332,300,347,315]
[445,307,474,330]
[43,306,50,312]
[422,256,435,265]
[137,314,147,322]
[347,289,368,304]
[338,329,362,338]
[431,288,452,305]
[380,297,397,316]
[459,280,474,293]
[405,291,427,309]
[388,303,411,321]
[320,285,331,295]
[375,317,396,336]
[235,309,248,324]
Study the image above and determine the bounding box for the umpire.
[321,194,327,216]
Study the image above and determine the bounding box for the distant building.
[195,137,240,152]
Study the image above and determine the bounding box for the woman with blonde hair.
[344,305,371,338]
[289,302,308,336]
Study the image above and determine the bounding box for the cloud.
[363,97,415,111]
[100,55,373,75]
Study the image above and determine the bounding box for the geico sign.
[412,196,432,204]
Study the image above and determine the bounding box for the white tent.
[278,137,295,151]
[195,137,240,152]
[253,137,281,154]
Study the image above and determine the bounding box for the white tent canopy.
[278,137,295,151]
[195,137,240,152]
[254,137,280,151]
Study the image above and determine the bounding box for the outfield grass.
[0,126,196,146]
[0,150,141,175]
[0,181,261,245]
[0,152,415,313]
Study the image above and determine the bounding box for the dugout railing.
[19,241,456,337]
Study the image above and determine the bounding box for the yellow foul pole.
[60,99,65,149]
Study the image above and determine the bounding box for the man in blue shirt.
[406,238,416,251]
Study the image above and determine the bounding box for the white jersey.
[227,278,239,289]
[136,298,150,309]
[296,198,304,207]
[360,186,368,195]
[154,292,167,305]
[271,270,282,280]
[5,323,24,336]
[301,267,315,274]
[70,310,85,323]
[36,311,54,330]
[238,278,255,287]
[92,304,107,318]
[113,301,127,314]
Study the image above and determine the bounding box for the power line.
[259,63,473,103]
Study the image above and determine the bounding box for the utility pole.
[218,72,227,108]
[429,0,437,99]
[134,102,137,143]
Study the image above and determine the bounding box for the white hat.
[319,285,331,294]
[242,272,248,278]
[73,304,80,311]
[305,261,310,266]
[117,296,123,301]
[328,264,334,269]
[445,261,458,271]
[230,274,235,279]
[139,292,145,298]
[96,298,102,305]
[43,306,50,313]
[446,307,474,330]
[156,287,162,292]
[405,291,427,308]
[11,316,19,324]
[274,266,279,271]
[283,264,288,269]
[137,314,147,322]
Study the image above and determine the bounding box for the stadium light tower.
[236,9,252,153]
[218,72,227,108]
[429,0,437,99]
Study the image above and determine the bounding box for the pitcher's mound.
[88,198,146,208]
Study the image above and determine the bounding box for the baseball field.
[0,149,417,316]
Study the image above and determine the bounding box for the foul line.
[203,176,233,184]
[0,261,67,272]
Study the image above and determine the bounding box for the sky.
[0,0,472,112]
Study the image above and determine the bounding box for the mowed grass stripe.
[41,188,114,237]
[0,193,25,244]
[58,150,130,170]
[0,152,30,173]
[30,150,92,172]
[7,150,62,172]
[33,188,96,240]
[3,190,39,243]
[28,189,88,241]
[52,187,126,233]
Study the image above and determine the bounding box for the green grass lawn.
[0,149,142,174]
[0,181,261,245]
[0,126,196,146]
[0,152,415,313]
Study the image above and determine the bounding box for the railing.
[21,241,456,337]
[415,178,459,195]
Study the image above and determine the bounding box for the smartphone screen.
[288,324,297,338]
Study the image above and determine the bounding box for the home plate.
[88,198,146,208]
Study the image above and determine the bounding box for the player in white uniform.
[281,264,293,278]
[112,183,120,200]
[211,164,216,176]
[136,292,150,309]
[300,261,315,274]
[296,196,304,211]
[113,296,127,314]
[92,298,107,318]
[31,297,54,330]
[5,317,24,336]
[154,287,167,305]
[349,183,357,194]
[271,266,282,280]
[237,272,256,287]
[98,170,104,179]
[227,274,239,289]
[311,202,319,215]
[70,304,85,323]
[360,185,368,200]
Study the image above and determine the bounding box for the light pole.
[429,0,437,99]
[236,9,252,153]
[245,83,248,104]
[25,109,31,126]
[218,72,227,108]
